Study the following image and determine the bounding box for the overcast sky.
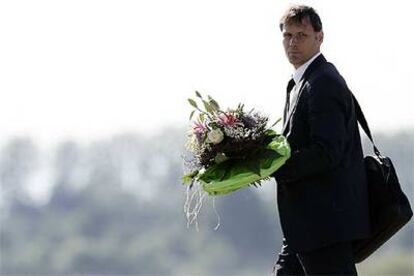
[1,0,413,146]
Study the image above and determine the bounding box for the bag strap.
[351,94,382,157]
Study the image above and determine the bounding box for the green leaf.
[199,113,205,121]
[260,149,281,168]
[188,98,198,109]
[182,170,199,184]
[198,162,230,182]
[203,100,213,113]
[209,99,220,111]
[264,129,277,137]
[182,175,193,184]
[270,117,282,128]
[244,158,261,176]
[189,110,196,120]
[195,91,202,98]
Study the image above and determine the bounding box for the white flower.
[185,133,200,153]
[207,128,224,144]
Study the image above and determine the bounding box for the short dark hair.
[279,5,322,32]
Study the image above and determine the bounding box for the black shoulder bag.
[350,94,413,263]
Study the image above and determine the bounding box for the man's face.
[282,17,323,69]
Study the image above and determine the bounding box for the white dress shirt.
[289,52,322,109]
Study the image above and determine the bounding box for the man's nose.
[289,36,299,46]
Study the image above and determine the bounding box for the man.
[271,5,370,275]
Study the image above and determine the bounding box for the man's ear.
[318,31,324,43]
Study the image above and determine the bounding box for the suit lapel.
[282,79,305,134]
[282,54,327,136]
[283,79,296,125]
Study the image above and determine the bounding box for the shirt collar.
[292,52,321,85]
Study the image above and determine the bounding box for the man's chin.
[288,55,301,64]
[288,59,303,68]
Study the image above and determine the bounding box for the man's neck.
[292,52,321,84]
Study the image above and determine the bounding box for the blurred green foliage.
[0,128,413,275]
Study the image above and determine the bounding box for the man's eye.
[283,33,292,39]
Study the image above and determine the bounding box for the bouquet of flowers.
[181,91,290,229]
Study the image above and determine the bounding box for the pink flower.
[218,113,240,127]
[193,121,207,134]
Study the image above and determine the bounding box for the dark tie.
[283,79,296,124]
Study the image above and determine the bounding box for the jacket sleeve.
[274,75,348,183]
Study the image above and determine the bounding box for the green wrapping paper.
[197,130,290,195]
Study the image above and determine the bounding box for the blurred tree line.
[0,127,413,275]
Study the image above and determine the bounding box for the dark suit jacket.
[273,54,370,253]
